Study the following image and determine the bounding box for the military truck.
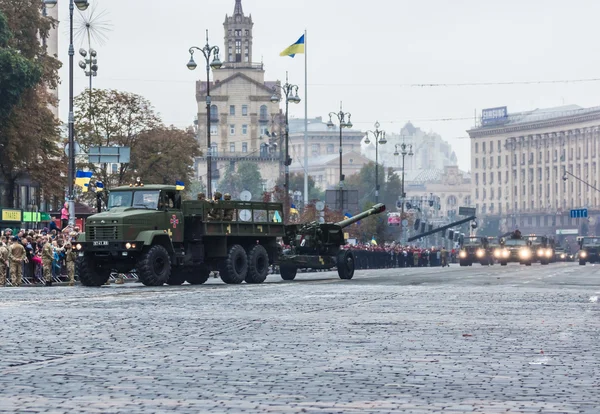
[526,235,553,265]
[75,184,286,286]
[496,230,533,266]
[577,236,600,265]
[458,236,493,266]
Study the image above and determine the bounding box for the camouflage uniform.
[0,242,8,286]
[8,241,26,287]
[42,241,54,283]
[197,192,206,201]
[222,193,235,221]
[207,192,223,221]
[65,245,77,286]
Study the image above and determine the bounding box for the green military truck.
[577,236,600,265]
[75,184,285,286]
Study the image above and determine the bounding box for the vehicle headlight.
[494,249,500,258]
[459,251,467,258]
[545,249,552,257]
[519,249,531,258]
[560,254,566,259]
[503,249,510,258]
[125,243,132,249]
[537,249,544,257]
[476,249,485,258]
[75,243,82,251]
[580,251,587,258]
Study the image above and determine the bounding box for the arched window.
[447,195,457,207]
[210,105,218,121]
[259,105,268,121]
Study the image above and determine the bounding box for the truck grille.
[87,226,120,241]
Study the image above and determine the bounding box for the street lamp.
[327,103,352,211]
[394,140,414,237]
[364,121,387,203]
[44,0,90,226]
[270,73,301,219]
[78,47,97,109]
[186,30,223,197]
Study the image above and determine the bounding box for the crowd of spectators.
[0,223,81,287]
[344,242,457,269]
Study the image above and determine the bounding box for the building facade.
[194,0,282,194]
[468,105,600,236]
[287,117,366,189]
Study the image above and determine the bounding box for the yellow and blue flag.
[280,34,305,58]
[290,203,299,215]
[371,236,377,246]
[175,180,185,191]
[95,182,104,193]
[75,171,93,188]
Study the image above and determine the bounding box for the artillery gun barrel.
[335,203,386,228]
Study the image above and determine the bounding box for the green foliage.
[277,173,324,202]
[217,161,264,200]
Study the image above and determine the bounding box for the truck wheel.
[525,262,532,267]
[280,264,297,281]
[76,256,110,287]
[337,250,355,280]
[137,245,171,286]
[459,260,467,267]
[246,245,269,284]
[166,268,188,285]
[219,244,247,284]
[500,262,507,266]
[579,260,586,266]
[186,264,210,285]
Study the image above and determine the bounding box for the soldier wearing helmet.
[222,193,234,221]
[207,192,223,221]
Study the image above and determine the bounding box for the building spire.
[234,0,243,16]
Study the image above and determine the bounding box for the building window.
[242,142,248,153]
[475,158,479,169]
[483,158,486,168]
[210,105,218,120]
[498,171,501,183]
[483,142,487,153]
[498,156,501,167]
[475,173,479,185]
[242,124,248,135]
[490,141,494,153]
[475,189,479,199]
[260,125,268,136]
[490,157,493,168]
[234,29,241,37]
[260,105,268,120]
[210,124,218,136]
[245,29,249,36]
[211,143,218,157]
[230,105,235,116]
[498,187,502,200]
[230,124,235,135]
[311,144,319,156]
[242,105,248,116]
[475,143,479,154]
[327,144,334,154]
[230,143,235,153]
[498,140,501,153]
[490,173,494,184]
[483,172,486,185]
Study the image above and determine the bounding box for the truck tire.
[245,245,269,284]
[337,250,355,280]
[137,245,171,286]
[579,260,586,266]
[500,262,507,266]
[186,264,211,285]
[167,268,188,285]
[280,264,297,280]
[76,256,110,287]
[219,244,247,284]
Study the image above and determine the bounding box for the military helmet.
[213,191,222,199]
[197,192,206,200]
[223,193,232,200]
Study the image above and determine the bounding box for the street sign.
[556,229,578,235]
[570,208,588,218]
[481,107,508,126]
[315,201,325,212]
[88,146,131,164]
[459,207,476,216]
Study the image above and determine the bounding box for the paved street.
[0,263,598,413]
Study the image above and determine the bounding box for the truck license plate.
[93,241,109,246]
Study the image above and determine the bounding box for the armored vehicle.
[526,235,553,265]
[577,236,600,265]
[75,183,285,286]
[496,230,533,266]
[458,236,492,266]
[278,203,386,280]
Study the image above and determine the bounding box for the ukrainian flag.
[290,203,299,215]
[175,180,185,191]
[95,182,104,193]
[75,171,93,188]
[280,34,305,58]
[371,236,377,246]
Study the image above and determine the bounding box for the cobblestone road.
[0,263,598,413]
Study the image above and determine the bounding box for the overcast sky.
[55,0,600,172]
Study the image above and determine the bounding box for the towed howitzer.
[278,203,386,281]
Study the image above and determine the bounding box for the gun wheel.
[280,264,297,281]
[337,250,355,280]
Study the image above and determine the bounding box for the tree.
[130,126,200,186]
[217,161,263,200]
[0,1,64,207]
[74,88,161,188]
[276,173,324,202]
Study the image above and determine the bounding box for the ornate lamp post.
[394,141,414,238]
[78,47,98,109]
[363,121,387,203]
[44,0,90,226]
[327,103,352,211]
[186,30,223,197]
[270,73,301,218]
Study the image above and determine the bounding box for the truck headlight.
[476,249,485,258]
[459,251,467,258]
[545,249,552,257]
[503,249,510,258]
[75,243,82,251]
[519,249,531,259]
[125,243,132,249]
[560,254,566,259]
[537,249,544,257]
[580,251,587,258]
[494,249,500,258]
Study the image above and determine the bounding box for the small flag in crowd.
[371,236,377,246]
[75,171,93,188]
[273,211,282,223]
[81,182,90,193]
[290,204,299,215]
[95,182,104,193]
[175,180,185,191]
[280,34,305,58]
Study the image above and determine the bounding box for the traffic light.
[448,230,455,240]
[421,222,426,233]
[414,218,420,231]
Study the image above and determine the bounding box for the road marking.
[589,296,598,303]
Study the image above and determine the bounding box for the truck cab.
[578,236,600,265]
[458,236,492,266]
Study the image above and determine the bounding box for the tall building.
[468,105,600,236]
[363,122,458,172]
[194,0,282,194]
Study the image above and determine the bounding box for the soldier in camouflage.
[207,192,223,221]
[0,236,8,286]
[222,193,235,221]
[8,237,27,287]
[64,243,77,286]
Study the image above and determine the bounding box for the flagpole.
[303,29,309,207]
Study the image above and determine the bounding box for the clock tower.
[223,0,254,64]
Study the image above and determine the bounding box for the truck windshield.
[505,239,527,246]
[463,239,481,246]
[108,190,160,210]
[582,238,600,246]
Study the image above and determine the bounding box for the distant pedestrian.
[60,203,69,230]
[64,243,77,286]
